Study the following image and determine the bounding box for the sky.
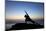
[5,0,44,20]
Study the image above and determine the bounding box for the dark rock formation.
[9,23,44,30]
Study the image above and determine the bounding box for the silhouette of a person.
[24,14,35,24]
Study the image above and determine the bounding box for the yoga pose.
[24,10,38,24]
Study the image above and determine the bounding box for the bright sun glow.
[6,15,25,20]
[6,15,43,20]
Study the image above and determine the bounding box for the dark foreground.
[6,23,44,31]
